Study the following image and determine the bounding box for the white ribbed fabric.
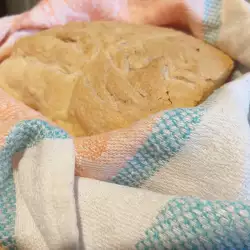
[142,74,250,201]
[217,0,250,67]
[75,177,171,250]
[14,139,78,250]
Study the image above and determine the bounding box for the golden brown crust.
[0,21,234,136]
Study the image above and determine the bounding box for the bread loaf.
[0,21,234,136]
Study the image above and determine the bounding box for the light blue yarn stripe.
[203,0,222,44]
[0,119,69,249]
[136,197,250,250]
[0,119,69,185]
[0,175,15,249]
[111,108,205,187]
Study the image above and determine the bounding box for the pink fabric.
[0,86,160,180]
[0,0,203,62]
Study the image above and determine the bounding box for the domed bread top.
[0,21,234,136]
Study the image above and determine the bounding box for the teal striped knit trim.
[136,197,250,249]
[111,108,205,187]
[0,119,69,249]
[0,175,15,249]
[203,0,222,44]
